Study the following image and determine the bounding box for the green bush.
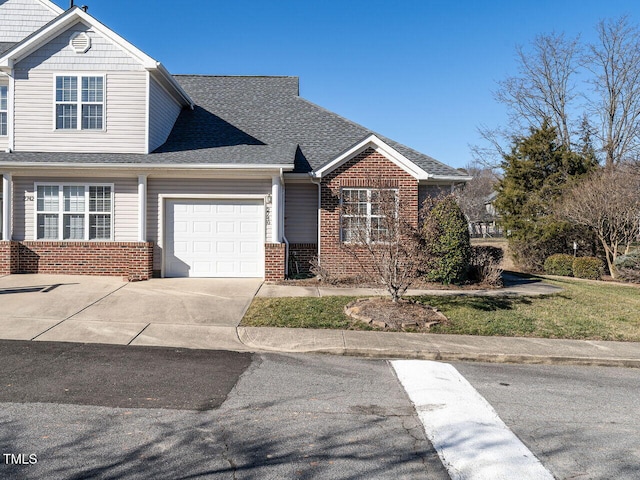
[614,251,640,283]
[544,253,574,276]
[572,257,602,280]
[422,195,471,284]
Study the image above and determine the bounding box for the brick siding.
[288,243,317,276]
[319,147,419,278]
[0,241,19,275]
[265,243,286,281]
[1,241,154,281]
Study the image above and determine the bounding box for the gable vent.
[70,32,91,54]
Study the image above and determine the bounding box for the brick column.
[265,243,286,281]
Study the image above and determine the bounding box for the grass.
[242,296,360,330]
[242,276,640,341]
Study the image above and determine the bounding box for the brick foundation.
[0,241,19,275]
[288,243,317,276]
[320,148,419,278]
[265,243,286,281]
[1,241,154,281]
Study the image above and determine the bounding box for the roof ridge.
[173,74,298,79]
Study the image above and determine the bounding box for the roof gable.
[314,134,430,180]
[0,6,193,107]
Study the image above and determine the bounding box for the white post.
[271,175,281,243]
[138,174,147,242]
[2,173,11,241]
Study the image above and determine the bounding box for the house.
[0,0,470,281]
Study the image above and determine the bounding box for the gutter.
[423,174,473,182]
[155,62,194,109]
[0,162,294,171]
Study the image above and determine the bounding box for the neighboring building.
[0,0,470,281]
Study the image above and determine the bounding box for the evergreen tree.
[422,195,471,284]
[494,122,596,270]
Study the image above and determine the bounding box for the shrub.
[614,251,640,283]
[572,256,602,280]
[469,246,504,286]
[422,195,471,284]
[544,253,574,276]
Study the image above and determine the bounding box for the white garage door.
[165,199,264,278]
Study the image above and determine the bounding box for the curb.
[236,327,640,368]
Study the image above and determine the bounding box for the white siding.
[148,76,182,152]
[148,177,272,272]
[12,176,138,241]
[15,23,146,72]
[284,182,318,243]
[13,70,148,153]
[0,0,59,43]
[12,22,148,153]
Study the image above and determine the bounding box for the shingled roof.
[0,74,466,179]
[164,75,466,177]
[0,42,16,55]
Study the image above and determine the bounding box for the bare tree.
[495,32,581,149]
[584,16,640,166]
[340,184,426,302]
[471,125,512,170]
[556,165,640,277]
[456,162,500,235]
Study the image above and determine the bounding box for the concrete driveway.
[0,274,262,350]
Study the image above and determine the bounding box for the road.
[1,340,638,479]
[456,362,640,480]
[0,341,447,480]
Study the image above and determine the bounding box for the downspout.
[279,169,290,278]
[310,174,322,269]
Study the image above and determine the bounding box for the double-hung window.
[55,75,104,130]
[36,184,113,240]
[0,85,7,136]
[341,188,398,243]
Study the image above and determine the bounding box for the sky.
[53,0,640,169]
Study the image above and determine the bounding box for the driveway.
[0,274,262,350]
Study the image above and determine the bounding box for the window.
[341,188,398,243]
[36,184,113,240]
[55,75,104,130]
[0,85,7,136]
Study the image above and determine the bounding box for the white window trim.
[52,73,106,132]
[0,84,7,137]
[33,182,115,241]
[340,187,398,243]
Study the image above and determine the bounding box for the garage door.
[165,199,264,278]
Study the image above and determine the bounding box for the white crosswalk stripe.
[392,360,555,480]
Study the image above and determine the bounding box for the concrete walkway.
[256,273,562,298]
[1,273,638,367]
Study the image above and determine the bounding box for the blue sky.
[56,0,640,169]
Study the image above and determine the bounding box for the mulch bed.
[344,297,448,332]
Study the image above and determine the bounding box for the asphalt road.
[0,341,448,480]
[456,362,640,480]
[3,340,638,479]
